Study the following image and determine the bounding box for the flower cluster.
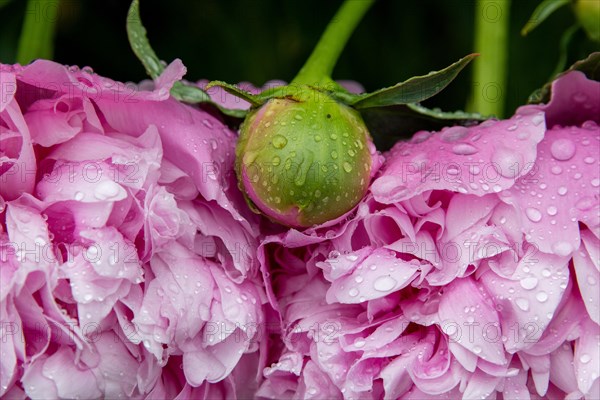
[1,60,265,398]
[1,60,598,399]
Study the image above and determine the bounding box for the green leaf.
[126,0,251,116]
[126,0,211,103]
[350,54,478,109]
[359,103,487,150]
[126,0,164,79]
[16,0,60,64]
[521,0,570,36]
[205,81,264,107]
[529,51,600,103]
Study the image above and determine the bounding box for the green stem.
[292,0,375,86]
[467,0,511,118]
[16,0,60,64]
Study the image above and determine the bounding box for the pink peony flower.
[0,60,266,398]
[257,71,600,399]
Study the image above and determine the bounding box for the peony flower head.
[256,70,600,399]
[0,59,266,398]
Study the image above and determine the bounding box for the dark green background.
[0,0,596,116]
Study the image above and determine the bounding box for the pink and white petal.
[573,240,600,324]
[437,277,506,365]
[21,355,59,399]
[326,248,418,304]
[499,124,599,256]
[371,109,545,204]
[574,317,600,395]
[480,249,570,353]
[1,102,36,200]
[549,343,579,395]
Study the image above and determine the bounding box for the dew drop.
[353,338,366,348]
[525,207,542,222]
[452,143,478,155]
[331,151,338,159]
[580,354,592,364]
[373,275,397,292]
[551,166,563,175]
[531,114,545,126]
[343,162,353,173]
[515,298,530,311]
[536,291,548,303]
[348,288,359,297]
[552,241,573,256]
[492,148,521,178]
[541,269,551,277]
[272,135,288,149]
[550,139,576,161]
[584,157,595,164]
[576,197,595,211]
[74,191,85,201]
[557,186,568,196]
[520,277,539,290]
[440,126,469,142]
[546,206,558,216]
[94,181,122,201]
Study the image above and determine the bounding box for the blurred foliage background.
[0,0,597,117]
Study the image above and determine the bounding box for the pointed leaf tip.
[351,53,478,109]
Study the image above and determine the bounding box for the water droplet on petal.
[580,354,592,364]
[525,207,542,222]
[520,277,538,290]
[93,181,122,201]
[536,291,548,302]
[440,126,469,142]
[557,186,568,196]
[550,139,576,161]
[551,166,563,175]
[353,338,366,348]
[584,157,595,164]
[576,197,595,211]
[552,241,573,256]
[546,206,558,216]
[492,148,521,178]
[348,288,359,297]
[452,143,478,155]
[515,298,530,311]
[532,114,544,126]
[373,275,397,292]
[74,191,85,201]
[343,162,353,173]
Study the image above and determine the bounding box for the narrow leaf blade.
[205,81,264,107]
[521,0,570,36]
[352,54,478,109]
[126,0,164,79]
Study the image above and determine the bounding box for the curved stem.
[292,0,375,86]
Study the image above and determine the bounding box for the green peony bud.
[236,86,374,228]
